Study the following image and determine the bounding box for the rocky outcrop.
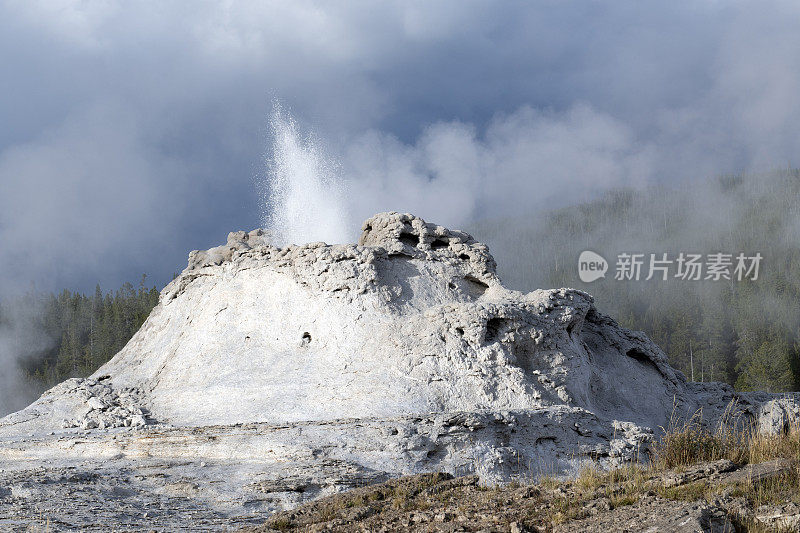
[757,397,800,435]
[0,377,150,433]
[58,378,150,430]
[0,212,797,530]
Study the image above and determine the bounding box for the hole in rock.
[465,275,489,297]
[430,239,449,249]
[626,347,662,375]
[459,253,470,261]
[399,232,420,247]
[626,347,650,363]
[484,317,507,343]
[566,319,581,338]
[427,448,446,459]
[589,450,609,460]
[455,327,464,336]
[301,332,312,345]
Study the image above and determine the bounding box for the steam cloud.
[263,104,652,244]
[0,299,51,414]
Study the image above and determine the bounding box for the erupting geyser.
[0,212,797,528]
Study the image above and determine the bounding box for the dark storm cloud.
[1,0,800,290]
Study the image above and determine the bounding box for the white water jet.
[261,104,351,246]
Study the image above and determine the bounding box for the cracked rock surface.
[0,212,797,531]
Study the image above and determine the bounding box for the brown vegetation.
[249,407,800,532]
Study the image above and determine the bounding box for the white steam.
[261,104,654,245]
[0,299,50,416]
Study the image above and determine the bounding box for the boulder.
[758,397,800,435]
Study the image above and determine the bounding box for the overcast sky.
[2,0,800,295]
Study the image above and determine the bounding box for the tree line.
[474,168,800,393]
[1,277,159,391]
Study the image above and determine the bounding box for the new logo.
[578,251,608,282]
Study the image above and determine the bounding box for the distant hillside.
[471,169,800,392]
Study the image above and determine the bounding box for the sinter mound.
[0,212,797,530]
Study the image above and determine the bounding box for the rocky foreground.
[0,212,798,530]
[253,456,800,532]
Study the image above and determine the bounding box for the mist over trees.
[0,278,159,402]
[474,168,800,393]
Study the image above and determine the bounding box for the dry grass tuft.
[652,400,800,469]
